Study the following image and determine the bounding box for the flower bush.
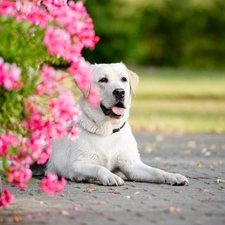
[0,0,100,208]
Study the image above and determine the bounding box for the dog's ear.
[128,69,139,96]
[80,86,90,98]
[121,62,139,96]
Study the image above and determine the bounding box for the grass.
[129,66,225,133]
[65,66,225,133]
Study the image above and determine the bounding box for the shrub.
[0,0,99,208]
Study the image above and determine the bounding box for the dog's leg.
[69,162,125,186]
[121,160,189,186]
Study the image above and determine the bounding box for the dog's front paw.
[165,173,189,186]
[100,173,125,186]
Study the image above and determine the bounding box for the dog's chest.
[92,136,121,171]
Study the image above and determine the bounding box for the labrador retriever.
[46,63,189,186]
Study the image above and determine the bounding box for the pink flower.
[16,1,52,28]
[8,162,32,189]
[67,125,80,141]
[0,58,22,91]
[0,139,7,156]
[23,92,81,165]
[72,205,79,211]
[68,59,93,91]
[37,145,52,165]
[43,0,67,8]
[42,1,99,61]
[0,0,17,17]
[0,0,99,208]
[69,2,100,49]
[0,133,20,156]
[88,89,102,107]
[43,26,72,59]
[24,100,45,131]
[40,173,67,196]
[0,188,14,208]
[77,17,100,50]
[36,65,63,95]
[48,91,79,122]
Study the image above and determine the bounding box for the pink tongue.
[112,107,125,116]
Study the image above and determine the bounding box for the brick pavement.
[0,132,225,225]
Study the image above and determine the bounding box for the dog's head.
[81,63,139,119]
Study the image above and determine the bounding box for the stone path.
[0,132,225,225]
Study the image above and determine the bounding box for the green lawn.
[129,67,225,133]
[65,67,225,133]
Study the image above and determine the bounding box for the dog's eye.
[99,77,108,83]
[121,77,127,82]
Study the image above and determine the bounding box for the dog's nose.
[113,88,125,100]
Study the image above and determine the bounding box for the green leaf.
[2,157,10,170]
[7,147,18,155]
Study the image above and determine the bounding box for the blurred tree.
[182,0,225,68]
[83,0,142,64]
[139,0,191,66]
[138,0,225,67]
[83,0,225,68]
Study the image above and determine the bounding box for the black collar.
[112,122,126,134]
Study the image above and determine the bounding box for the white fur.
[46,63,189,186]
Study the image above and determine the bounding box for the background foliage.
[0,18,43,133]
[83,0,225,68]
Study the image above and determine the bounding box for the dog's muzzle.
[100,101,126,118]
[113,88,125,101]
[100,88,126,118]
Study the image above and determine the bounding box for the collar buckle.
[112,122,126,134]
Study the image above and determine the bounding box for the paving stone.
[0,132,225,225]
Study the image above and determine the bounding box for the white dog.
[46,63,189,186]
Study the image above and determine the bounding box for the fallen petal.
[169,207,181,212]
[60,210,70,216]
[199,189,209,193]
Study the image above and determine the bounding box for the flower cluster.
[36,65,65,95]
[68,58,93,91]
[16,1,52,28]
[88,89,102,108]
[0,133,20,157]
[0,57,22,91]
[0,0,100,208]
[24,79,81,165]
[40,173,67,196]
[8,162,32,189]
[0,188,14,209]
[0,1,17,17]
[1,0,99,93]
